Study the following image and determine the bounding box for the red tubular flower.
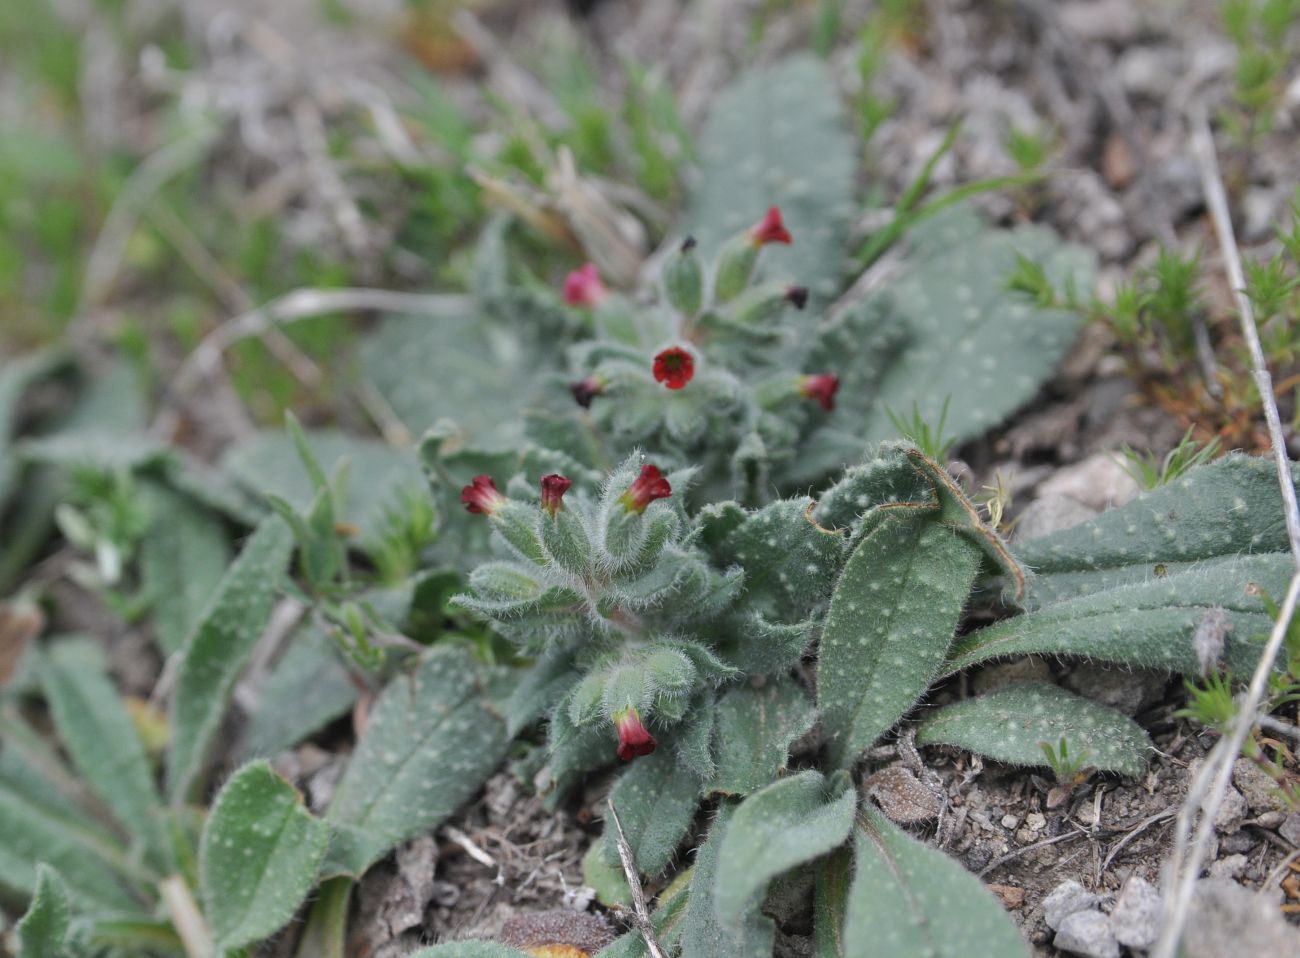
[562,263,607,306]
[614,706,656,761]
[750,206,793,246]
[785,285,809,309]
[652,347,694,390]
[461,475,506,515]
[569,376,605,408]
[540,474,572,516]
[801,374,839,412]
[619,464,672,514]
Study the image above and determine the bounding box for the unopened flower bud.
[614,706,656,760]
[540,474,572,516]
[653,347,695,390]
[562,263,607,307]
[663,235,704,316]
[461,475,506,515]
[569,376,606,408]
[800,373,839,412]
[619,464,672,514]
[727,282,809,326]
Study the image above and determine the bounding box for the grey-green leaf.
[39,640,164,859]
[819,515,983,768]
[714,771,856,934]
[677,804,775,958]
[407,944,531,957]
[138,484,232,656]
[199,761,330,951]
[706,681,816,796]
[167,516,294,803]
[690,55,856,308]
[603,747,700,879]
[15,864,71,958]
[325,645,511,877]
[845,808,1029,957]
[946,551,1290,676]
[917,683,1150,777]
[239,626,359,760]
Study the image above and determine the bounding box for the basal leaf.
[603,746,700,879]
[705,680,815,796]
[14,864,72,958]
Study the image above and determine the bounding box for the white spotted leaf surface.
[602,746,700,879]
[818,514,982,769]
[916,682,1149,778]
[167,516,294,803]
[199,761,329,952]
[677,803,776,958]
[713,771,856,935]
[705,681,816,797]
[325,645,511,877]
[844,808,1029,957]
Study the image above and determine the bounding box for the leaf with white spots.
[199,761,329,952]
[1017,454,1300,606]
[324,645,511,877]
[916,683,1149,777]
[818,514,983,769]
[602,746,701,879]
[690,54,857,309]
[794,207,1093,483]
[705,681,816,796]
[843,807,1029,957]
[946,551,1290,676]
[167,516,295,803]
[677,803,776,958]
[713,770,856,934]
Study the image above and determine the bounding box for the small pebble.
[1110,875,1161,950]
[1208,853,1247,880]
[1279,812,1300,846]
[1043,880,1101,931]
[1212,787,1248,834]
[1054,909,1120,958]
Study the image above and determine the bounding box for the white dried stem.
[1153,111,1300,957]
[158,874,213,958]
[608,800,668,958]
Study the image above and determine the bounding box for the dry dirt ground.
[20,0,1300,955]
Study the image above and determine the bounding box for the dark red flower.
[619,464,672,514]
[652,347,694,390]
[540,474,572,516]
[750,206,793,246]
[562,263,607,307]
[569,376,605,408]
[614,706,656,761]
[461,475,506,515]
[800,374,839,412]
[785,285,809,309]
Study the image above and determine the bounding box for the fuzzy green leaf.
[167,516,294,803]
[407,944,530,957]
[917,683,1150,777]
[199,761,329,951]
[813,847,852,958]
[677,804,776,958]
[706,681,816,796]
[138,484,232,656]
[714,771,856,934]
[946,551,1290,676]
[1017,454,1299,606]
[845,808,1029,957]
[0,785,141,913]
[38,640,164,859]
[819,515,983,768]
[325,645,511,877]
[239,626,359,760]
[690,55,857,307]
[604,746,701,878]
[14,865,71,958]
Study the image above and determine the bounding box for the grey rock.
[1233,758,1288,814]
[1110,875,1161,949]
[1116,47,1181,99]
[1213,787,1248,834]
[971,657,1055,696]
[1054,909,1120,958]
[1182,878,1300,958]
[1242,187,1284,244]
[863,765,941,824]
[1280,812,1300,847]
[1014,494,1099,542]
[1217,830,1259,855]
[1062,662,1167,716]
[1209,853,1248,880]
[1035,452,1140,512]
[1044,880,1102,931]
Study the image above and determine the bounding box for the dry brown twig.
[608,800,668,958]
[1152,108,1300,958]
